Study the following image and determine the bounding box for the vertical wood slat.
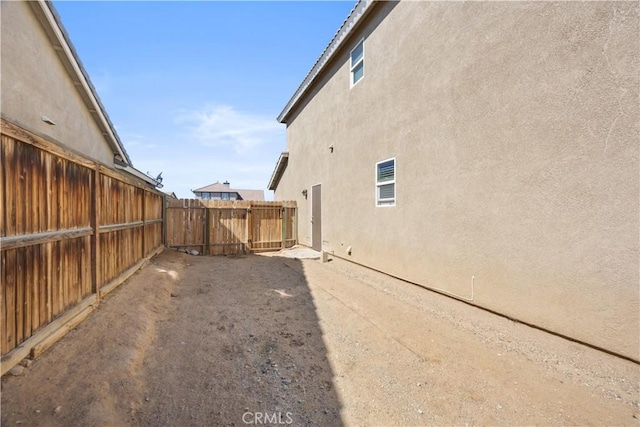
[3,137,15,238]
[23,142,32,235]
[15,139,24,236]
[1,251,6,355]
[204,207,210,255]
[24,247,33,339]
[4,250,16,352]
[54,241,61,318]
[45,241,52,325]
[0,137,5,238]
[38,243,47,328]
[142,189,146,256]
[15,249,24,345]
[138,189,145,261]
[91,163,100,295]
[0,138,5,355]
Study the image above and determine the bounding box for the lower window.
[376,158,395,206]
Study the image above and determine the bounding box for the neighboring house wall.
[195,191,241,201]
[275,2,639,360]
[1,1,115,165]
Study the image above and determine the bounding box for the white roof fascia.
[33,0,132,165]
[277,0,376,124]
[268,151,289,191]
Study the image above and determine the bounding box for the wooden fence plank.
[0,137,5,238]
[92,163,100,295]
[14,140,24,236]
[15,249,24,346]
[62,241,69,314]
[4,137,16,238]
[82,236,91,298]
[24,247,33,340]
[38,243,47,330]
[1,251,12,354]
[46,241,53,324]
[24,143,33,235]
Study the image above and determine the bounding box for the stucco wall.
[275,1,639,360]
[1,1,114,165]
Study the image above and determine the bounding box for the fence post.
[246,207,252,253]
[204,207,210,256]
[141,188,146,257]
[162,196,167,246]
[295,207,298,246]
[281,206,286,250]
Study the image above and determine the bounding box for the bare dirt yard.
[1,248,638,426]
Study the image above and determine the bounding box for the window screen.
[350,39,365,86]
[376,158,395,206]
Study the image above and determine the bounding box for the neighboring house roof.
[28,1,160,188]
[277,0,376,124]
[236,189,265,201]
[193,182,265,201]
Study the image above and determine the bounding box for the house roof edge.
[277,0,377,124]
[268,151,289,191]
[33,0,133,166]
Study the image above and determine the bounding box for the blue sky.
[53,1,356,199]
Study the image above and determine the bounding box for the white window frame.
[375,157,396,207]
[350,38,365,87]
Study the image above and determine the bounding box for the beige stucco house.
[1,0,159,187]
[269,1,639,361]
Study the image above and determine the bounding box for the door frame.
[311,183,322,252]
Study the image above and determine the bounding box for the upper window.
[350,38,365,87]
[376,158,395,207]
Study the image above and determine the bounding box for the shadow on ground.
[1,250,343,426]
[135,253,343,426]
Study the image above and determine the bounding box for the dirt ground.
[1,248,638,426]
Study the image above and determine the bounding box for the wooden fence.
[166,199,297,255]
[0,120,164,371]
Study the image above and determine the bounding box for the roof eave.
[268,151,289,191]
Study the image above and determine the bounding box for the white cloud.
[121,103,286,200]
[177,104,283,154]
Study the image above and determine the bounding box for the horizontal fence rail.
[0,119,165,367]
[166,199,297,255]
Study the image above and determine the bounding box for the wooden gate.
[165,199,297,255]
